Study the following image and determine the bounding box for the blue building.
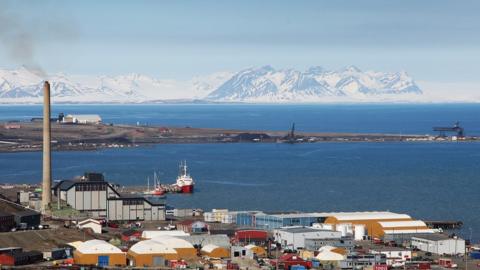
[236,211,264,227]
[254,213,328,229]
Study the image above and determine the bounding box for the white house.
[370,247,412,266]
[411,234,465,255]
[77,218,102,234]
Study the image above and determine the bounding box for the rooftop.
[0,199,40,216]
[77,240,123,254]
[129,239,177,254]
[256,211,412,220]
[278,227,331,233]
[370,246,410,252]
[383,229,436,234]
[378,220,427,228]
[412,234,460,241]
[328,211,411,221]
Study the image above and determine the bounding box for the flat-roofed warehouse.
[411,234,465,255]
[53,173,165,221]
[274,227,342,249]
[127,239,178,267]
[62,114,102,124]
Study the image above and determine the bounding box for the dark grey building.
[14,210,41,228]
[0,200,41,229]
[53,173,165,221]
[0,211,15,232]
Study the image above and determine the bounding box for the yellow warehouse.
[127,239,179,267]
[73,240,126,267]
[152,236,198,259]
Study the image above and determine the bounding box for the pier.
[425,220,463,230]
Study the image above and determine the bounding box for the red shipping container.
[0,253,14,266]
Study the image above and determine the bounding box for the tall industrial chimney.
[41,81,51,212]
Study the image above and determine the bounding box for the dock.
[425,220,463,230]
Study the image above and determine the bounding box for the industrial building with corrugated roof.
[52,173,166,221]
[0,198,41,229]
[241,211,416,230]
[274,227,342,250]
[73,239,126,267]
[376,220,435,237]
[200,244,230,258]
[127,239,179,267]
[323,211,432,238]
[411,234,465,255]
[324,211,412,224]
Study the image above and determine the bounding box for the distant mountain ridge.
[207,65,421,102]
[0,66,422,103]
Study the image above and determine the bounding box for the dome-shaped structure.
[73,240,126,267]
[152,236,197,259]
[201,244,230,258]
[245,244,266,257]
[128,240,179,267]
[77,239,123,254]
[315,246,345,263]
[130,240,178,255]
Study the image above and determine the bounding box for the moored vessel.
[144,172,165,196]
[175,161,194,193]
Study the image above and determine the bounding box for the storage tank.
[345,224,353,235]
[354,224,366,241]
[336,224,348,237]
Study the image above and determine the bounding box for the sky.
[1,0,479,85]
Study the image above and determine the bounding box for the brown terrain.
[0,121,442,153]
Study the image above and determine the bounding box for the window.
[76,183,107,191]
[123,199,143,206]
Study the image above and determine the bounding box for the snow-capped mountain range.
[208,65,421,102]
[0,66,424,103]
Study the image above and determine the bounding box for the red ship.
[175,161,194,193]
[144,172,165,196]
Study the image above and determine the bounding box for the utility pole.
[465,245,468,270]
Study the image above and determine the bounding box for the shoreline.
[1,121,477,153]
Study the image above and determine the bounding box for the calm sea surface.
[0,104,479,241]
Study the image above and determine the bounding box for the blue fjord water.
[0,104,479,240]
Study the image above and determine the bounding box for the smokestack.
[41,81,51,212]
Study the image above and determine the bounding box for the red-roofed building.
[234,230,268,244]
[271,253,312,270]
